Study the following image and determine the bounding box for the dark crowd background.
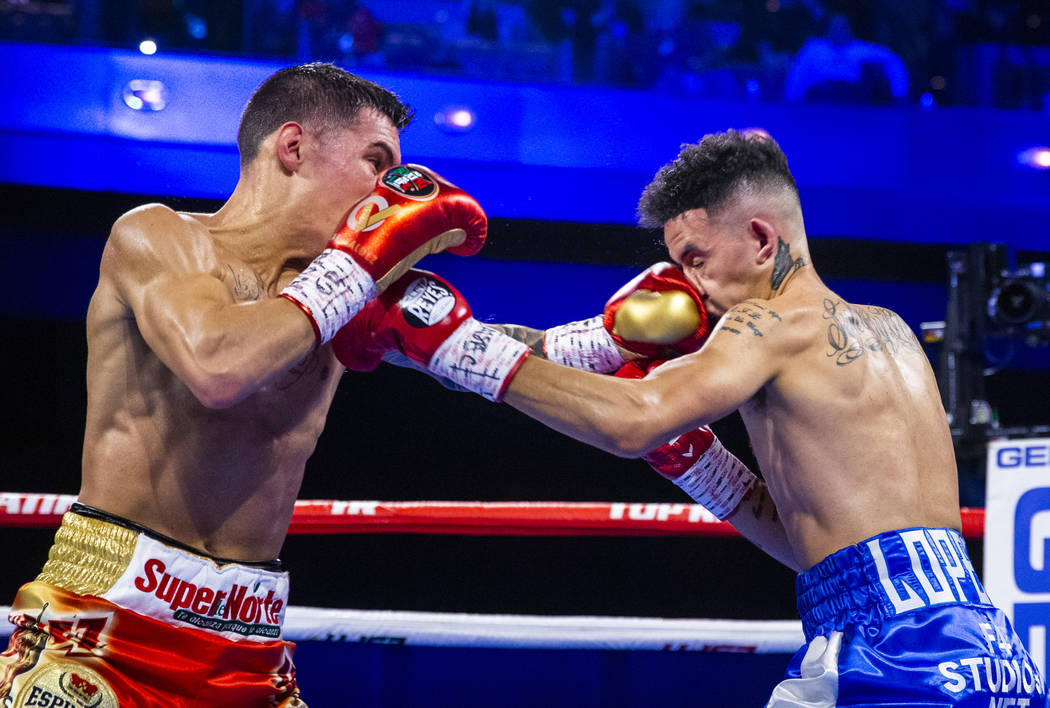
[5,0,1050,109]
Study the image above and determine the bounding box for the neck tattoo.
[770,237,805,291]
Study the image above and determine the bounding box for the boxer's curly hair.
[637,129,799,228]
[237,62,414,166]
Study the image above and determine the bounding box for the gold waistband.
[36,512,139,596]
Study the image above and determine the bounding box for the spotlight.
[138,39,158,55]
[434,106,476,134]
[122,80,170,111]
[1017,146,1050,170]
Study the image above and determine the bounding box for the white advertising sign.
[985,437,1050,679]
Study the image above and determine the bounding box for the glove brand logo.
[382,165,438,200]
[347,195,402,233]
[401,277,456,328]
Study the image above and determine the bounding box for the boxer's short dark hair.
[637,129,799,228]
[237,62,414,166]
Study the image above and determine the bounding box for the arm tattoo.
[770,237,806,291]
[719,301,782,338]
[488,324,546,356]
[748,483,779,524]
[225,264,264,302]
[275,348,328,390]
[822,299,921,365]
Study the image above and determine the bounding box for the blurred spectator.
[592,0,653,86]
[724,0,823,99]
[653,0,745,98]
[466,0,499,42]
[297,0,382,65]
[527,0,602,82]
[784,13,909,105]
[0,0,76,43]
[727,0,822,66]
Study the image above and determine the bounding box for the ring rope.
[0,492,986,538]
[0,604,806,653]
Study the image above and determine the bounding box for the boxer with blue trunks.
[327,129,1050,704]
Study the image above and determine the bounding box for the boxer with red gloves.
[281,163,487,344]
[542,262,709,371]
[0,63,504,706]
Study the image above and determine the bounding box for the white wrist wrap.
[281,249,377,344]
[429,319,531,401]
[544,316,625,373]
[670,436,758,520]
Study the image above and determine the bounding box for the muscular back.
[735,283,960,568]
[80,205,342,561]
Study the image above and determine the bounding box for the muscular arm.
[503,300,786,456]
[105,205,316,408]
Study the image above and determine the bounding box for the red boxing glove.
[333,269,530,401]
[613,359,756,519]
[603,262,709,359]
[281,164,487,344]
[334,164,487,286]
[544,263,708,373]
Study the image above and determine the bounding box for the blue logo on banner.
[997,444,1050,468]
[1015,487,1050,592]
[1014,602,1050,676]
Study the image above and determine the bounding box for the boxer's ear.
[275,122,305,173]
[748,218,777,265]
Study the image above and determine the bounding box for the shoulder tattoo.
[719,300,783,338]
[822,299,920,365]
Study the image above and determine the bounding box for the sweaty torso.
[79,211,342,561]
[736,283,960,569]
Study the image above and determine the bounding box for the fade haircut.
[237,62,414,166]
[637,130,799,228]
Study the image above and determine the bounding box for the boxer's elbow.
[191,378,249,409]
[185,370,252,409]
[180,341,257,409]
[599,391,671,458]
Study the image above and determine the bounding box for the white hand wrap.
[429,319,531,401]
[669,436,758,520]
[281,249,377,344]
[543,316,625,373]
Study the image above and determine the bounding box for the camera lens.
[994,280,1041,324]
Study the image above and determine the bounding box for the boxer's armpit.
[488,324,545,356]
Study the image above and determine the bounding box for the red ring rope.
[0,493,986,538]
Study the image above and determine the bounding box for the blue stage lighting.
[122,80,169,111]
[1017,146,1050,170]
[434,106,476,134]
